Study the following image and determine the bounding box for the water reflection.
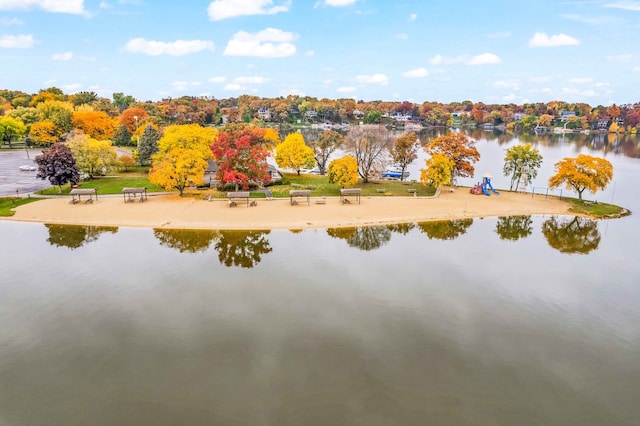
[495,216,533,241]
[215,230,272,268]
[153,228,220,253]
[326,226,392,251]
[45,224,118,249]
[542,216,601,255]
[417,219,473,240]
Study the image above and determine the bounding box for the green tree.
[327,155,359,187]
[389,131,419,181]
[0,116,27,147]
[35,142,81,192]
[275,132,315,175]
[67,134,119,178]
[503,143,543,191]
[548,154,613,200]
[112,124,132,146]
[137,124,161,166]
[36,100,74,134]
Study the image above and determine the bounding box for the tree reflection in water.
[417,219,473,240]
[542,216,601,254]
[45,224,118,250]
[386,223,416,235]
[495,216,533,241]
[326,225,392,251]
[153,228,220,253]
[215,230,272,268]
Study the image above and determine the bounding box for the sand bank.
[2,189,574,230]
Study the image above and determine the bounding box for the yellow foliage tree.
[420,153,454,189]
[274,132,315,174]
[29,120,59,146]
[548,154,613,200]
[67,133,118,177]
[328,155,359,187]
[149,124,215,195]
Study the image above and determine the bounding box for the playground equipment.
[470,173,500,196]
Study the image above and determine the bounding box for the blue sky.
[1,0,640,105]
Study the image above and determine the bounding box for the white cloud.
[337,86,356,93]
[124,38,214,56]
[607,54,632,62]
[493,80,520,90]
[61,83,82,92]
[233,76,267,84]
[171,81,202,91]
[209,76,226,83]
[0,17,23,26]
[0,34,34,48]
[409,13,417,21]
[603,1,640,11]
[529,76,551,83]
[633,66,640,73]
[568,77,592,84]
[528,32,580,47]
[401,67,428,78]
[306,49,315,56]
[355,74,388,85]
[0,0,85,14]
[207,0,290,21]
[324,0,357,6]
[561,14,616,25]
[468,53,501,65]
[562,87,596,97]
[224,28,296,58]
[224,83,243,91]
[428,54,466,65]
[52,51,73,61]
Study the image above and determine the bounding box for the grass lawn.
[195,172,437,200]
[567,198,630,218]
[37,175,166,195]
[0,197,41,217]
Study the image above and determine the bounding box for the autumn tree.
[35,142,80,192]
[149,124,215,195]
[210,124,276,191]
[0,115,27,147]
[424,132,480,184]
[344,125,394,183]
[275,132,315,174]
[36,100,74,134]
[71,111,115,140]
[28,120,59,146]
[70,91,98,107]
[119,154,135,171]
[67,133,119,178]
[137,124,161,166]
[420,152,454,189]
[389,131,419,181]
[548,154,613,200]
[308,129,343,175]
[503,143,543,191]
[120,107,149,135]
[327,155,359,187]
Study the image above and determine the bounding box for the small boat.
[381,168,409,179]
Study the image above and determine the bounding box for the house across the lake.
[204,160,283,187]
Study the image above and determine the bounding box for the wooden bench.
[122,187,147,202]
[340,188,361,204]
[376,188,386,194]
[290,189,311,205]
[407,188,417,195]
[227,191,250,207]
[70,188,97,204]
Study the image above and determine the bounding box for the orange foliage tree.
[424,133,480,183]
[120,107,149,134]
[72,111,116,140]
[548,154,613,200]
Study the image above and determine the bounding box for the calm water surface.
[1,131,639,425]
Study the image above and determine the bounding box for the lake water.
[1,130,639,425]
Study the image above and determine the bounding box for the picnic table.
[340,188,361,204]
[69,188,97,204]
[289,189,311,205]
[227,191,251,207]
[122,187,147,202]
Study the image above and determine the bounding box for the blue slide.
[486,179,500,195]
[481,184,491,196]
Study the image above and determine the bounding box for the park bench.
[69,188,97,204]
[289,189,311,206]
[122,187,147,202]
[227,191,251,207]
[340,188,361,204]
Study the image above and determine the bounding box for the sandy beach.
[3,189,574,230]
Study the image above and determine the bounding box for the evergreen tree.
[137,124,161,166]
[112,124,132,146]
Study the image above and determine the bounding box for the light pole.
[133,115,139,145]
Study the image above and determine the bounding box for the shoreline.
[2,189,577,230]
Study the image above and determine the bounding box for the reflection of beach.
[4,189,573,230]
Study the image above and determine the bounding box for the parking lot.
[0,149,51,196]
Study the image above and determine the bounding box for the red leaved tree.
[210,124,276,191]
